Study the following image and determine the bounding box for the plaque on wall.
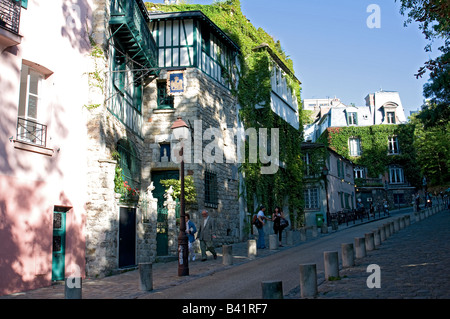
[167,71,185,95]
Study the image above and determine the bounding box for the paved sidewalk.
[1,206,448,299]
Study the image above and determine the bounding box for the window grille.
[204,170,218,208]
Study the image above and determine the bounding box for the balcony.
[14,117,54,156]
[0,0,21,52]
[109,0,158,74]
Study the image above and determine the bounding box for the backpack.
[252,214,258,225]
[252,214,262,228]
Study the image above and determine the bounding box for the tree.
[411,115,450,187]
[397,0,449,127]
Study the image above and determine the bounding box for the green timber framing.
[149,10,240,91]
[108,0,159,137]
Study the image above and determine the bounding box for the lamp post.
[171,117,190,276]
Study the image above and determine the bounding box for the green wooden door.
[52,211,66,281]
[152,170,179,256]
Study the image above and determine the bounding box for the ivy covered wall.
[317,124,421,188]
[146,0,305,226]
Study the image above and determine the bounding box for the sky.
[148,0,443,115]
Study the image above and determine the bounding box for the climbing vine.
[317,124,421,188]
[146,1,306,227]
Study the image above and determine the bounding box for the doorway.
[119,207,136,268]
[152,170,179,256]
[52,208,67,281]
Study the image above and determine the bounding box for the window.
[388,136,399,154]
[157,81,174,109]
[302,152,311,175]
[17,64,47,146]
[348,138,361,156]
[389,167,404,184]
[117,140,141,190]
[304,188,319,209]
[347,112,357,125]
[387,112,396,124]
[354,167,365,179]
[205,170,218,207]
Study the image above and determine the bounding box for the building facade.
[301,143,355,227]
[84,1,242,278]
[0,0,91,295]
[303,91,417,212]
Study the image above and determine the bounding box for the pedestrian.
[185,213,197,261]
[415,192,421,211]
[256,205,268,249]
[197,209,217,261]
[272,206,285,247]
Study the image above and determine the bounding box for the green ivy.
[146,1,306,227]
[317,124,421,188]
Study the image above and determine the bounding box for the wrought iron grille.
[0,0,21,34]
[16,117,47,147]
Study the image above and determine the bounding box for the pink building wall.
[0,0,92,295]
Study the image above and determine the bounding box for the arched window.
[117,139,141,189]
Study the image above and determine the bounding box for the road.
[141,213,403,299]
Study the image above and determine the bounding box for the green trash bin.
[316,214,324,227]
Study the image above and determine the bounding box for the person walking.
[272,206,285,247]
[185,213,197,261]
[197,210,217,261]
[256,206,268,249]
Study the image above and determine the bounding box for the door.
[52,210,66,281]
[152,170,179,256]
[119,207,136,268]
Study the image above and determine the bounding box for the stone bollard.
[399,216,405,229]
[261,280,283,299]
[379,225,386,242]
[341,243,354,268]
[365,232,375,251]
[414,211,420,222]
[139,262,153,291]
[65,277,82,299]
[248,239,257,260]
[384,224,391,238]
[299,264,317,298]
[373,229,381,246]
[269,234,278,250]
[405,215,411,226]
[321,224,328,234]
[394,219,400,232]
[312,226,318,238]
[389,222,394,234]
[324,251,339,280]
[300,228,307,242]
[223,245,233,265]
[354,237,366,258]
[425,209,429,218]
[286,230,293,245]
[420,211,425,220]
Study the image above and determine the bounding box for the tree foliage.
[397,0,450,128]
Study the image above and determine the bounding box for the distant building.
[304,91,408,142]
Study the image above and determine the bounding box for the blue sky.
[148,0,441,114]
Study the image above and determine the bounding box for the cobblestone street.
[316,208,450,299]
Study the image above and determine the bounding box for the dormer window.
[386,112,396,124]
[347,112,357,125]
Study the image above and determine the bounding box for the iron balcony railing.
[16,117,47,147]
[0,0,21,34]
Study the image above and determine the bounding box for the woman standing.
[272,206,285,247]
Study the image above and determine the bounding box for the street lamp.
[171,117,190,276]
